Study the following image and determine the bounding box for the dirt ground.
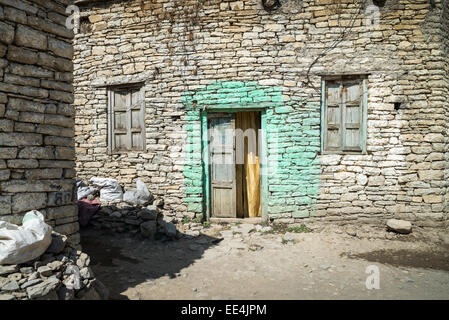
[80,222,449,300]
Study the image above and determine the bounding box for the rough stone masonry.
[73,0,449,227]
[0,0,79,245]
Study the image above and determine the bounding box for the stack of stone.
[0,232,108,300]
[88,200,179,240]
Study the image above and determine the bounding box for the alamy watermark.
[66,5,80,33]
[176,126,280,178]
[365,5,381,30]
[365,265,380,290]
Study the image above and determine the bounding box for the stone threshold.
[210,217,263,224]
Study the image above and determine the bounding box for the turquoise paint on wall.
[181,81,321,220]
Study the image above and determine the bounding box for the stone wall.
[73,0,449,227]
[441,1,449,229]
[0,0,79,244]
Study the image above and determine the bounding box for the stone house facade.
[0,0,79,244]
[73,0,449,227]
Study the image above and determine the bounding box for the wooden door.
[208,113,236,218]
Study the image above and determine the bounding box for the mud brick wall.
[0,0,79,244]
[73,0,449,227]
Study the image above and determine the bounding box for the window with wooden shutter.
[321,76,367,154]
[107,85,146,153]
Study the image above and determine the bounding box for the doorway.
[207,111,262,219]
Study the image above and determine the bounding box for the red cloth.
[77,199,100,227]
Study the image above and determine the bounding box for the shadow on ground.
[80,226,221,300]
[346,245,449,271]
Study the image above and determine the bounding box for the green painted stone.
[221,81,244,89]
[184,197,203,203]
[184,187,202,194]
[248,89,265,97]
[187,203,203,212]
[275,106,293,114]
[253,95,271,103]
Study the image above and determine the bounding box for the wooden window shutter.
[342,81,362,152]
[129,87,146,151]
[323,82,342,152]
[322,77,366,154]
[108,86,145,153]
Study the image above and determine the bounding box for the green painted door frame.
[201,109,268,222]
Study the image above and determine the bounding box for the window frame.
[320,75,368,155]
[107,84,146,154]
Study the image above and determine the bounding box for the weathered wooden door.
[208,113,236,218]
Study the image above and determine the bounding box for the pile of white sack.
[78,177,153,206]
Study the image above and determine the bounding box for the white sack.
[123,180,153,206]
[88,177,123,202]
[0,210,52,265]
[76,180,97,200]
